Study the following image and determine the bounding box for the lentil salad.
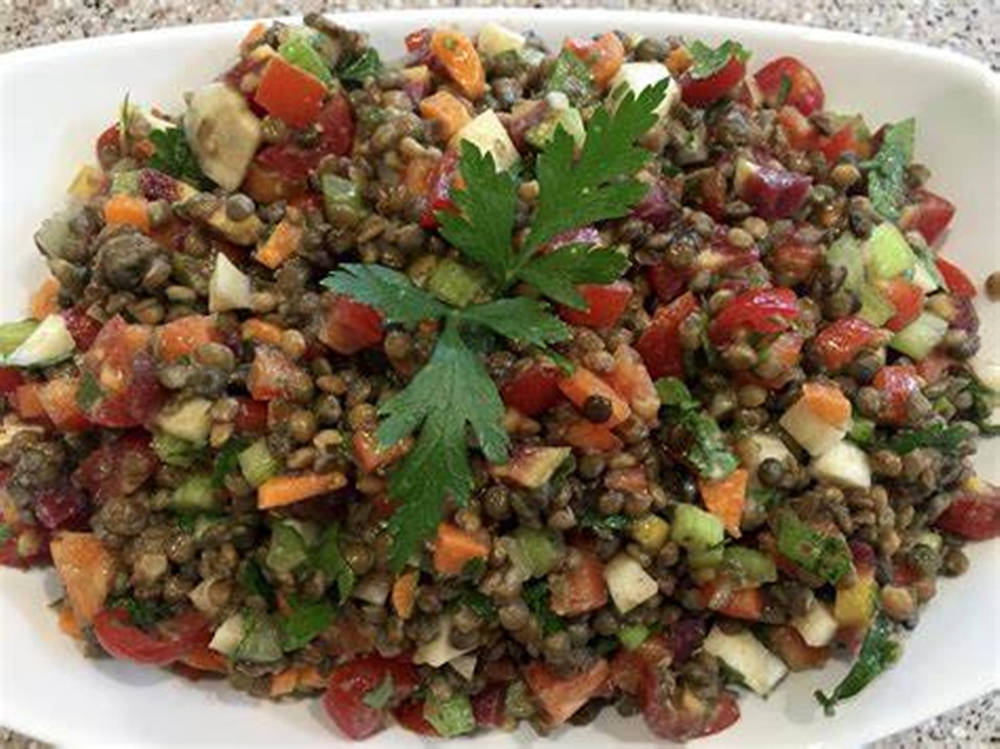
[1,15,999,742]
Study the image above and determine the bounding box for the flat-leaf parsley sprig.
[322,80,668,569]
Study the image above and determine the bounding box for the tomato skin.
[95,124,121,163]
[500,364,563,416]
[557,282,632,328]
[900,189,955,246]
[549,550,608,617]
[708,287,799,344]
[872,365,921,425]
[323,655,420,740]
[754,56,825,115]
[934,484,1000,540]
[936,258,977,298]
[254,94,355,180]
[0,526,50,569]
[770,240,822,286]
[813,316,880,372]
[93,608,211,666]
[254,57,327,128]
[319,295,385,356]
[882,278,925,332]
[564,32,625,89]
[819,123,871,164]
[84,317,165,428]
[680,55,746,107]
[642,681,740,742]
[610,634,672,694]
[393,700,439,736]
[635,292,699,379]
[74,431,159,502]
[33,483,89,532]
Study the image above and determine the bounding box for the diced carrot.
[49,532,117,624]
[403,156,439,197]
[801,382,851,428]
[29,277,60,319]
[155,315,221,364]
[433,523,489,575]
[254,56,327,129]
[37,377,90,431]
[182,646,228,673]
[297,665,328,689]
[558,368,631,428]
[254,218,304,269]
[352,431,413,474]
[565,32,624,89]
[104,194,150,233]
[605,466,649,495]
[603,344,659,423]
[57,603,84,640]
[550,550,607,616]
[11,383,47,421]
[703,582,763,621]
[257,472,347,509]
[666,45,694,76]
[270,668,301,698]
[523,659,610,726]
[239,21,268,56]
[391,569,419,620]
[562,420,623,453]
[698,468,748,538]
[419,90,472,140]
[241,318,285,346]
[430,29,486,100]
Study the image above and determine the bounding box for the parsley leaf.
[687,40,751,80]
[212,438,249,489]
[381,318,508,571]
[657,377,737,479]
[865,118,915,221]
[579,510,630,533]
[437,141,518,285]
[884,423,974,454]
[816,614,900,714]
[240,559,276,608]
[108,596,168,629]
[314,525,356,603]
[460,298,571,348]
[655,377,701,411]
[517,244,630,308]
[322,264,448,325]
[148,128,209,187]
[523,580,565,636]
[524,79,668,254]
[279,597,334,652]
[336,48,383,83]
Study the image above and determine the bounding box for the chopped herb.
[279,598,335,652]
[458,298,571,348]
[776,73,792,107]
[108,595,168,629]
[148,127,209,188]
[75,370,102,412]
[849,417,876,446]
[336,47,383,83]
[967,380,1000,436]
[884,423,974,454]
[458,588,496,619]
[314,525,356,602]
[816,614,900,714]
[523,579,565,636]
[748,486,780,509]
[544,48,597,106]
[579,510,630,533]
[775,510,853,585]
[174,513,196,533]
[0,524,11,544]
[460,557,487,581]
[240,559,276,608]
[864,118,915,221]
[361,674,396,709]
[515,243,630,309]
[655,377,700,411]
[152,431,203,468]
[686,40,750,80]
[212,437,249,489]
[656,377,737,479]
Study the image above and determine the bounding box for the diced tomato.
[74,431,159,502]
[900,189,956,246]
[254,93,355,180]
[635,291,699,379]
[318,295,385,356]
[562,420,623,453]
[819,122,871,164]
[61,308,103,351]
[647,260,690,303]
[550,550,608,617]
[254,56,327,129]
[247,346,306,401]
[322,655,420,740]
[404,28,435,66]
[522,659,610,726]
[642,682,740,742]
[701,583,763,621]
[33,483,89,532]
[936,257,977,298]
[471,684,508,728]
[558,282,632,329]
[315,93,356,159]
[751,331,804,388]
[500,363,563,417]
[881,278,924,332]
[934,479,1000,540]
[93,607,211,666]
[680,55,746,107]
[765,626,830,671]
[154,315,221,364]
[916,353,955,384]
[564,32,625,89]
[0,367,25,397]
[0,525,50,569]
[37,377,91,432]
[770,240,822,285]
[754,56,825,115]
[872,365,921,425]
[813,316,880,372]
[709,287,798,344]
[603,344,659,423]
[775,105,820,151]
[419,150,458,229]
[393,700,439,736]
[352,431,411,474]
[233,397,269,434]
[610,634,673,694]
[697,167,728,220]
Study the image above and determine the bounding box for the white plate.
[1,8,998,748]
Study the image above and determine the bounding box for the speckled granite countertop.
[1,1,998,746]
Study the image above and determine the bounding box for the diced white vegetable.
[608,62,679,118]
[414,616,476,668]
[184,83,262,191]
[476,22,525,57]
[742,433,793,488]
[455,110,520,171]
[6,314,75,367]
[188,579,219,616]
[970,356,1000,392]
[703,626,788,696]
[156,398,213,445]
[545,91,571,110]
[351,571,392,605]
[791,601,838,647]
[449,654,478,681]
[0,415,44,450]
[209,613,246,655]
[810,440,872,490]
[604,553,658,614]
[779,397,846,457]
[209,252,252,312]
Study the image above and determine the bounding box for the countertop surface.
[1,0,998,746]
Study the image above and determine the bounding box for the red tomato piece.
[770,240,822,285]
[735,160,812,220]
[934,481,1000,540]
[393,700,439,736]
[754,56,825,115]
[702,583,764,621]
[0,525,50,569]
[819,123,871,164]
[155,315,221,364]
[322,655,420,740]
[550,550,608,617]
[233,397,269,434]
[33,483,89,532]
[0,367,25,397]
[680,55,746,107]
[881,278,924,332]
[872,365,921,425]
[471,684,508,728]
[352,431,411,474]
[813,316,880,372]
[9,383,49,423]
[84,317,165,428]
[635,291,699,379]
[642,687,740,742]
[74,431,159,502]
[254,57,327,129]
[500,363,563,417]
[610,634,672,695]
[900,189,956,246]
[247,346,306,401]
[61,308,103,351]
[315,93,356,159]
[647,260,691,303]
[319,295,385,356]
[936,257,977,298]
[775,105,820,151]
[708,287,799,344]
[522,659,610,726]
[37,377,91,432]
[93,608,211,666]
[419,150,459,229]
[557,282,633,328]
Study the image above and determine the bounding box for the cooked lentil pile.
[2,17,998,741]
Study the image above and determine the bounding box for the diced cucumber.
[210,611,282,663]
[424,694,476,737]
[321,173,363,225]
[266,521,309,573]
[791,601,838,647]
[110,170,140,196]
[810,440,871,489]
[427,258,487,307]
[209,252,252,312]
[156,398,213,445]
[0,320,39,357]
[476,22,526,57]
[449,653,478,681]
[618,623,650,650]
[848,417,876,445]
[511,527,562,578]
[6,314,75,367]
[889,312,948,360]
[279,33,334,86]
[865,223,915,279]
[630,514,670,552]
[604,553,659,614]
[152,432,202,468]
[169,474,217,512]
[239,439,282,488]
[912,248,943,292]
[703,626,788,696]
[723,546,777,585]
[779,396,846,457]
[825,233,865,292]
[671,504,724,551]
[688,544,725,569]
[857,283,895,327]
